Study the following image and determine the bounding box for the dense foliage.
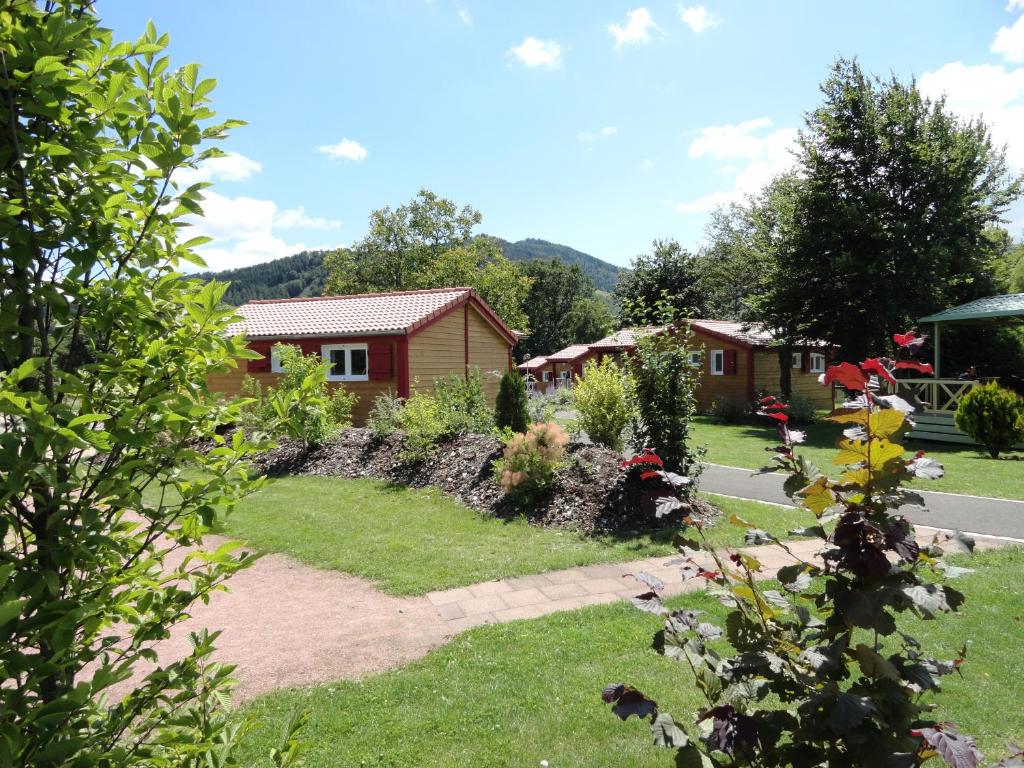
[607,336,986,768]
[627,326,704,477]
[0,5,271,764]
[397,371,492,460]
[954,382,1024,459]
[241,345,357,447]
[705,59,1022,368]
[495,369,530,433]
[321,190,533,330]
[573,359,630,450]
[615,239,711,326]
[366,390,405,438]
[494,422,569,501]
[194,250,328,305]
[519,259,610,358]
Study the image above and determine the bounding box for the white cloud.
[457,8,472,25]
[508,37,563,69]
[992,14,1024,62]
[175,152,262,187]
[317,138,368,162]
[918,61,1024,169]
[274,206,342,231]
[608,7,659,49]
[578,125,618,143]
[675,117,797,213]
[1007,0,1024,12]
[678,5,719,33]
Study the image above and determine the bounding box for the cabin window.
[791,352,803,369]
[809,352,826,373]
[710,350,725,376]
[688,351,701,368]
[270,345,284,373]
[542,370,552,382]
[321,343,369,382]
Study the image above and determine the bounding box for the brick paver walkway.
[425,525,1006,633]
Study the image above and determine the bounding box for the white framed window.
[710,350,725,376]
[559,369,571,383]
[542,370,552,382]
[321,343,368,382]
[791,352,803,369]
[688,351,701,368]
[809,352,826,374]
[270,346,284,373]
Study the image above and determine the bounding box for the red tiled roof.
[546,344,593,363]
[689,320,830,349]
[226,287,516,342]
[517,356,549,370]
[588,326,666,351]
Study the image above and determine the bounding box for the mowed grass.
[150,474,813,596]
[691,416,1024,499]
[235,546,1024,767]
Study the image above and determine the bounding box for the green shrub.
[326,386,358,428]
[495,369,529,433]
[573,359,629,450]
[493,422,569,501]
[626,325,704,478]
[708,395,748,423]
[528,393,557,424]
[433,369,493,435]
[786,391,818,424]
[955,381,1024,458]
[367,390,404,438]
[398,392,448,462]
[263,344,355,448]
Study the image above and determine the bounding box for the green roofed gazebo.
[918,292,1024,378]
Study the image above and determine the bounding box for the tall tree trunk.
[778,345,793,398]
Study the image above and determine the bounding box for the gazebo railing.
[886,378,982,412]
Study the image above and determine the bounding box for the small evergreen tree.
[495,369,529,433]
[573,359,629,450]
[955,382,1024,458]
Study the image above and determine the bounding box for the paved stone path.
[134,526,1012,700]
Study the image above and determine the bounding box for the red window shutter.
[724,349,738,375]
[368,342,393,380]
[247,342,272,373]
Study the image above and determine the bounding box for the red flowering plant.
[603,332,991,768]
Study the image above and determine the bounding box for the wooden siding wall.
[408,310,466,395]
[689,332,751,411]
[467,305,510,404]
[753,352,833,408]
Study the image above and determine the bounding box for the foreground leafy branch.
[604,333,998,767]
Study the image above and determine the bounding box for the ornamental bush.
[495,369,529,433]
[573,359,630,450]
[626,325,704,478]
[954,381,1024,459]
[367,390,405,438]
[398,370,493,460]
[606,334,986,768]
[494,422,569,501]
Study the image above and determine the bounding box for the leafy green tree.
[322,192,531,329]
[520,259,596,357]
[954,382,1024,459]
[566,296,615,344]
[0,4,271,764]
[495,369,529,433]
[615,240,710,326]
[573,359,629,450]
[786,58,1021,360]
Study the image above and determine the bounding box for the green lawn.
[158,475,812,596]
[236,546,1024,767]
[692,416,1024,499]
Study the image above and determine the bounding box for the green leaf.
[853,643,901,682]
[0,598,27,628]
[68,413,110,428]
[651,712,689,748]
[829,692,874,733]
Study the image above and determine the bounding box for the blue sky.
[99,1,1024,271]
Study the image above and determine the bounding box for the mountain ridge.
[195,238,623,305]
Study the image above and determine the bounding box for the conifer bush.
[954,381,1024,459]
[495,369,530,433]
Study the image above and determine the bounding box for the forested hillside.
[492,237,622,292]
[200,239,623,304]
[195,250,328,305]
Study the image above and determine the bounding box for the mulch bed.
[251,428,718,536]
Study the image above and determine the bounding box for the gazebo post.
[933,321,941,378]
